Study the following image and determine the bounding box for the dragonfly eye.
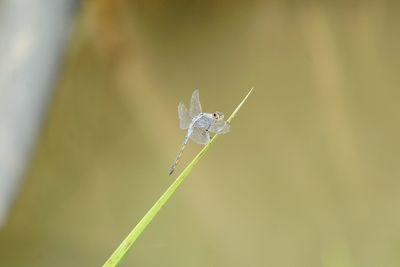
[214,111,224,120]
[213,112,224,120]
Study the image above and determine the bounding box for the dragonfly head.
[212,112,224,121]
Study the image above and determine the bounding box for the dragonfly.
[169,90,230,175]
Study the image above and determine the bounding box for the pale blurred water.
[0,0,76,227]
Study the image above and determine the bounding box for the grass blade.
[103,88,253,267]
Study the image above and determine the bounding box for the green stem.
[103,87,253,267]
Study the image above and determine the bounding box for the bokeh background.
[1,0,400,266]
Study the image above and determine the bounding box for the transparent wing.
[209,121,230,134]
[178,102,191,129]
[189,90,202,118]
[190,127,210,145]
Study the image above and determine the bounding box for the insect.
[169,90,230,175]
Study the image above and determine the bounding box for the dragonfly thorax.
[191,113,214,130]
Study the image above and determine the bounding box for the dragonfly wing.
[178,102,191,129]
[209,121,230,134]
[190,127,210,145]
[189,90,202,118]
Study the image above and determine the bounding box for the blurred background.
[1,0,400,266]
